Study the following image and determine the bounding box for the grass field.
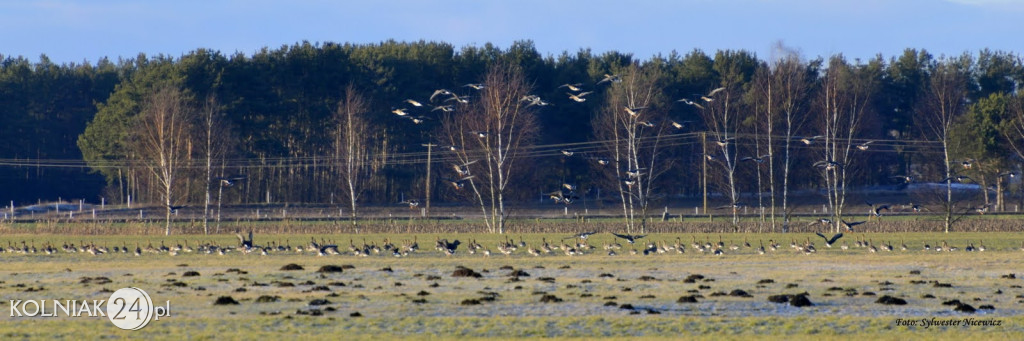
[0,227,1023,340]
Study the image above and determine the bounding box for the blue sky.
[1,0,1022,65]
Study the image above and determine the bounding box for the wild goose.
[567,92,591,103]
[429,89,452,102]
[866,202,890,217]
[596,74,621,85]
[612,233,645,244]
[677,98,705,109]
[801,135,824,145]
[841,220,866,232]
[815,232,843,248]
[558,83,583,92]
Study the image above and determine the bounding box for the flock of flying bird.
[3,229,1019,258]
[386,73,1012,218]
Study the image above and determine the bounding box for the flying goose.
[815,232,843,247]
[677,98,705,109]
[940,175,973,183]
[800,135,824,145]
[596,74,621,85]
[866,201,890,217]
[960,159,974,169]
[567,91,593,102]
[841,220,866,232]
[611,233,645,244]
[430,89,452,102]
[624,106,645,117]
[558,83,583,92]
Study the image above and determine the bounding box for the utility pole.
[422,143,437,217]
[701,131,708,215]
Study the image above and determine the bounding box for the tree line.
[2,40,1023,233]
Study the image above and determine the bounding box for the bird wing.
[707,87,726,97]
[815,232,827,240]
[828,233,844,244]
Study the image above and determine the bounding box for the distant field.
[0,229,1022,339]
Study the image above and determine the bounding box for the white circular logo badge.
[107,287,155,330]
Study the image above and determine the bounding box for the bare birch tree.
[917,55,973,232]
[200,95,236,235]
[593,63,670,234]
[751,45,814,232]
[334,84,372,231]
[817,56,879,233]
[131,86,195,235]
[440,62,539,234]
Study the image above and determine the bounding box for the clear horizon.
[1,0,1023,65]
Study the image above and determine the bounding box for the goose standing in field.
[978,240,986,252]
[867,240,878,253]
[756,240,766,255]
[900,240,908,251]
